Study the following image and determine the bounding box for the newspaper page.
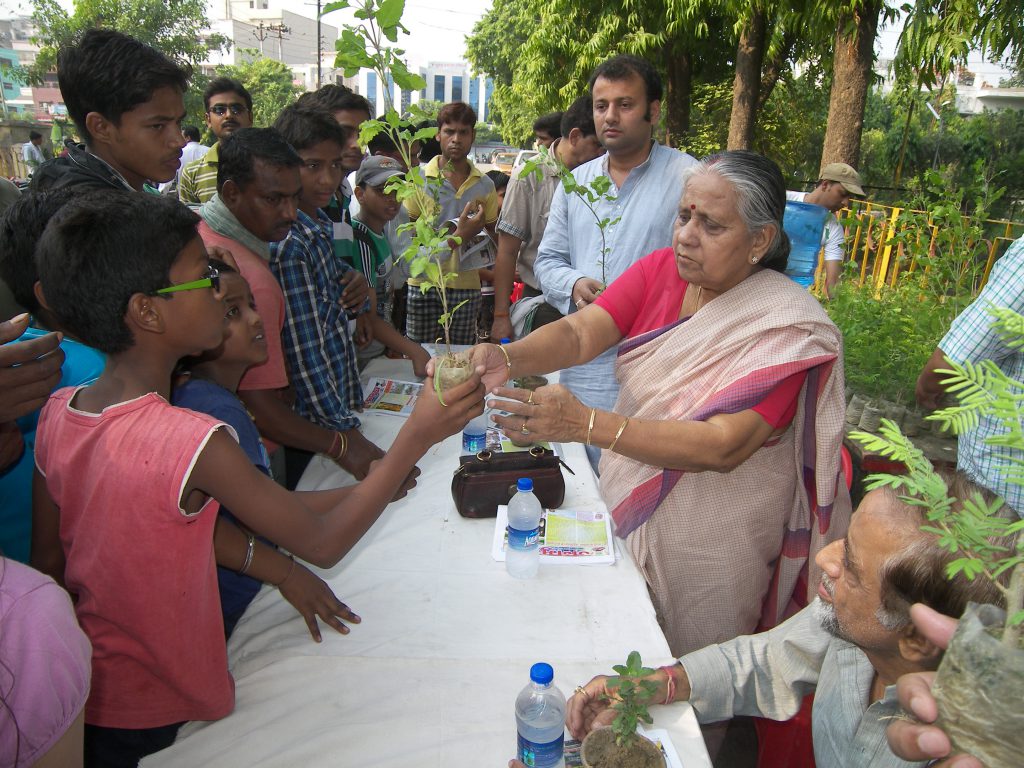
[361,377,422,416]
[491,505,615,565]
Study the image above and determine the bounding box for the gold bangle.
[585,408,596,446]
[495,342,512,373]
[608,418,629,452]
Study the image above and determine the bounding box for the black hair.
[296,84,371,119]
[0,187,77,313]
[57,29,191,144]
[28,131,41,141]
[560,96,596,138]
[588,54,663,105]
[203,76,253,113]
[367,114,405,156]
[532,112,563,139]
[273,104,353,152]
[217,127,303,193]
[485,170,509,193]
[182,125,201,142]
[437,101,477,128]
[35,191,202,354]
[417,120,441,163]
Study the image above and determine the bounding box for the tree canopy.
[28,0,227,82]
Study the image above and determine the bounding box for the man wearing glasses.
[179,78,253,207]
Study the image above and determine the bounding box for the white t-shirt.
[786,191,845,262]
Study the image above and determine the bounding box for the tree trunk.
[663,45,692,146]
[757,33,796,113]
[820,0,881,169]
[727,9,768,150]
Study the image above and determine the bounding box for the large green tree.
[465,0,733,146]
[29,0,227,79]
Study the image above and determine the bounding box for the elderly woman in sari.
[468,150,852,657]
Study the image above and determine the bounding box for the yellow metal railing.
[815,200,1024,297]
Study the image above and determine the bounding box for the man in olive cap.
[787,162,865,297]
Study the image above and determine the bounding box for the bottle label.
[507,525,539,551]
[517,731,564,767]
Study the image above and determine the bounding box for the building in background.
[206,1,342,91]
[354,61,495,121]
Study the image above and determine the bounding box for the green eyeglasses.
[156,264,221,295]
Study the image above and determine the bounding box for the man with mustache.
[565,475,1016,768]
[30,29,189,194]
[179,77,254,207]
[198,128,384,486]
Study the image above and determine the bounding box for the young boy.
[352,155,431,374]
[403,101,500,345]
[173,262,355,641]
[31,29,189,193]
[267,109,378,435]
[31,190,482,766]
[0,189,106,563]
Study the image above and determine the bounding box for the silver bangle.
[239,533,256,575]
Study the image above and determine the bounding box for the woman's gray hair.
[680,150,790,273]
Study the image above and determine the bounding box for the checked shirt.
[270,209,365,432]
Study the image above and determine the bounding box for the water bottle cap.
[500,338,511,344]
[517,477,533,492]
[530,662,553,685]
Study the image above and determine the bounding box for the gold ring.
[574,685,588,699]
[575,299,585,308]
[521,421,529,435]
[527,391,535,405]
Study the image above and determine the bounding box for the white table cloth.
[144,360,711,768]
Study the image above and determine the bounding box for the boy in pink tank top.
[31,191,484,766]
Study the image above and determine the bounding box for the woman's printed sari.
[600,268,852,655]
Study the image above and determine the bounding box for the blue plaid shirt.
[270,209,364,431]
[940,235,1024,517]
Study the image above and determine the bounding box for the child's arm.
[31,468,66,589]
[369,315,430,378]
[190,372,484,568]
[213,517,359,642]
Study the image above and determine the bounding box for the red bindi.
[690,204,696,210]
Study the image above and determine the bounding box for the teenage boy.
[198,127,383,484]
[296,85,371,264]
[352,155,431,375]
[30,29,189,193]
[403,101,501,345]
[179,77,254,206]
[268,107,385,465]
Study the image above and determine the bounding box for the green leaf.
[376,0,405,29]
[322,1,350,13]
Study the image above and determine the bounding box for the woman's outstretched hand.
[487,384,587,444]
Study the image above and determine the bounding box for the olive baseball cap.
[819,163,864,197]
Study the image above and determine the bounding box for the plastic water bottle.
[782,200,830,287]
[462,415,487,453]
[515,662,566,768]
[506,478,542,579]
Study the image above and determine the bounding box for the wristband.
[493,311,510,318]
[660,665,677,705]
